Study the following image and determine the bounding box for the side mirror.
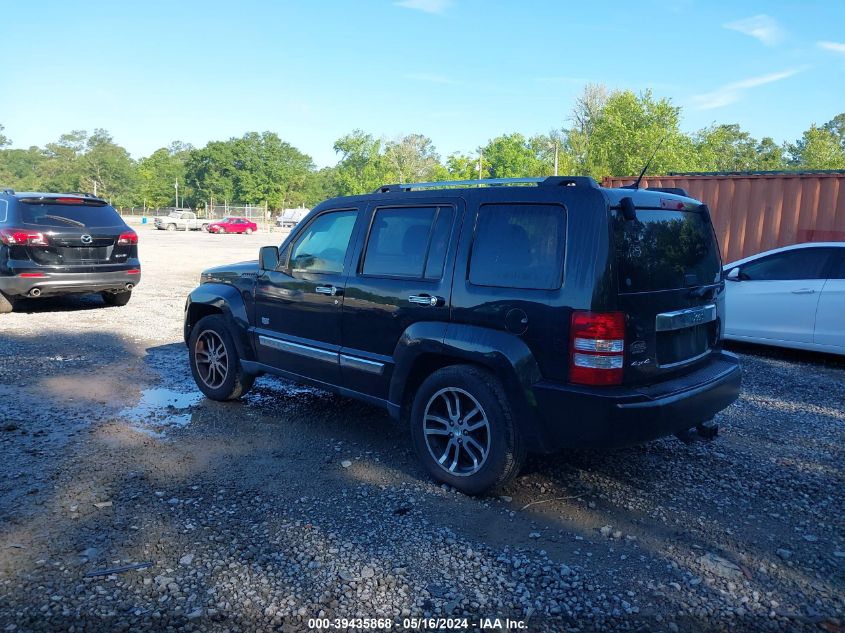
[725,267,740,281]
[259,245,280,271]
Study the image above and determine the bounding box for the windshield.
[19,203,125,229]
[612,208,722,293]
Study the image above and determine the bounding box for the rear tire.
[201,224,209,231]
[102,291,132,307]
[189,315,255,401]
[0,292,15,314]
[409,365,525,495]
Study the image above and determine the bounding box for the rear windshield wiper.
[41,214,86,227]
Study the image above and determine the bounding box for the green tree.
[0,124,9,148]
[445,152,479,180]
[582,89,694,178]
[789,124,845,169]
[693,124,786,172]
[233,132,314,209]
[79,129,137,205]
[0,147,48,191]
[332,131,386,195]
[383,134,441,183]
[137,142,192,209]
[482,133,543,178]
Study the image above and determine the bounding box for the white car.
[723,242,845,355]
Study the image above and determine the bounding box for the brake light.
[126,269,141,275]
[0,229,49,246]
[117,231,138,245]
[569,311,626,386]
[660,198,685,210]
[54,197,84,205]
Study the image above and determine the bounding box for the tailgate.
[611,204,724,385]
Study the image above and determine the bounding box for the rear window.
[613,208,721,293]
[19,203,125,229]
[469,203,566,290]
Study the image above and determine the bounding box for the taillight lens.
[569,311,626,386]
[117,231,138,245]
[0,229,49,246]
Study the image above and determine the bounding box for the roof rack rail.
[376,176,598,193]
[2,188,14,195]
[646,186,689,197]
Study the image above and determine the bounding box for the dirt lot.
[1,227,843,632]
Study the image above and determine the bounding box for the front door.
[726,247,836,344]
[815,250,845,349]
[340,201,461,398]
[254,208,359,384]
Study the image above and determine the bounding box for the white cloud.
[394,0,452,14]
[818,40,845,55]
[691,69,802,110]
[723,14,785,46]
[405,72,461,85]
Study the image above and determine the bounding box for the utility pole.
[93,181,98,196]
[174,180,179,209]
[477,150,483,180]
[554,141,559,176]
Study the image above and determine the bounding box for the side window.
[290,210,357,274]
[362,206,454,279]
[740,248,833,281]
[829,251,845,280]
[469,203,566,290]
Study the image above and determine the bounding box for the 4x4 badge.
[80,234,93,245]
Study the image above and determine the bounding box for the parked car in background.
[0,190,140,312]
[723,242,845,355]
[183,176,741,494]
[207,217,258,234]
[153,209,208,231]
[275,208,309,229]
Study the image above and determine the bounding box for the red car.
[207,217,257,234]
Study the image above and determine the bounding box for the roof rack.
[2,188,14,195]
[375,176,598,193]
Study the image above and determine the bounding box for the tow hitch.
[675,419,719,444]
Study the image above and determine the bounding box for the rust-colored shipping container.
[602,171,845,263]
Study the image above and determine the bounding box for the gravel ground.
[0,227,843,632]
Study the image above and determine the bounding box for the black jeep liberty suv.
[0,190,140,312]
[184,176,741,494]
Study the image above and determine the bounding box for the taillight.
[117,231,138,245]
[569,311,626,386]
[126,269,141,275]
[0,229,49,246]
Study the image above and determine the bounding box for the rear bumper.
[0,269,141,297]
[531,351,742,450]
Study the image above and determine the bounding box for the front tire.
[166,223,176,231]
[101,291,132,307]
[189,315,255,401]
[409,365,525,495]
[245,228,253,235]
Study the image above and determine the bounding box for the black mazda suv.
[0,190,140,313]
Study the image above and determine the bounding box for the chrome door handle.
[409,294,440,306]
[791,288,815,294]
[315,285,341,296]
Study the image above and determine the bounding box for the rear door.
[340,200,461,398]
[612,204,724,384]
[15,198,134,273]
[814,249,845,350]
[253,208,360,384]
[725,247,835,344]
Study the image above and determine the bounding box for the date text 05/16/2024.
[307,617,528,630]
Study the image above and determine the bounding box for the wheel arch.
[390,322,547,451]
[184,283,255,362]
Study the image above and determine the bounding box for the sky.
[1,0,843,167]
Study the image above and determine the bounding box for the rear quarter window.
[468,203,566,290]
